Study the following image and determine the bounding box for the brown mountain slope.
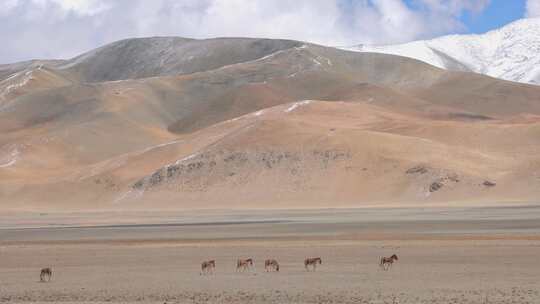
[1,37,539,210]
[118,101,540,209]
[3,100,539,210]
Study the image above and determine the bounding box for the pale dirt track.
[1,206,540,303]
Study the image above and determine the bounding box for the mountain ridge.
[343,18,540,85]
[1,36,539,210]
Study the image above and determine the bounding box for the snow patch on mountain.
[0,69,35,100]
[113,188,144,204]
[0,146,20,168]
[285,100,312,113]
[343,18,540,85]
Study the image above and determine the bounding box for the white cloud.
[417,0,491,15]
[1,0,110,16]
[0,0,20,15]
[401,0,491,37]
[0,0,492,63]
[47,0,111,16]
[527,0,540,17]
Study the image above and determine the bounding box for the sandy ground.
[1,206,540,303]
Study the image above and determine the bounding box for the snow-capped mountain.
[343,18,540,85]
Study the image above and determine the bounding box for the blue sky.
[454,0,528,33]
[0,0,538,64]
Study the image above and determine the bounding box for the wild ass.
[236,258,254,272]
[200,260,216,275]
[304,257,322,271]
[379,254,399,270]
[264,259,280,272]
[40,268,52,282]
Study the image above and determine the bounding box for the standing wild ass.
[264,259,280,272]
[379,254,398,270]
[201,260,216,275]
[304,257,322,271]
[40,268,52,282]
[236,258,254,272]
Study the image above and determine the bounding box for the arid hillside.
[1,37,539,210]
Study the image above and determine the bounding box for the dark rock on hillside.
[429,181,444,192]
[483,180,496,187]
[406,165,429,174]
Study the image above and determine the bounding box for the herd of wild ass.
[40,254,398,281]
[201,254,398,274]
[201,257,323,274]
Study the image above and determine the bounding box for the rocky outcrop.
[406,165,429,175]
[406,165,460,193]
[483,180,496,187]
[133,149,352,192]
[429,181,444,192]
